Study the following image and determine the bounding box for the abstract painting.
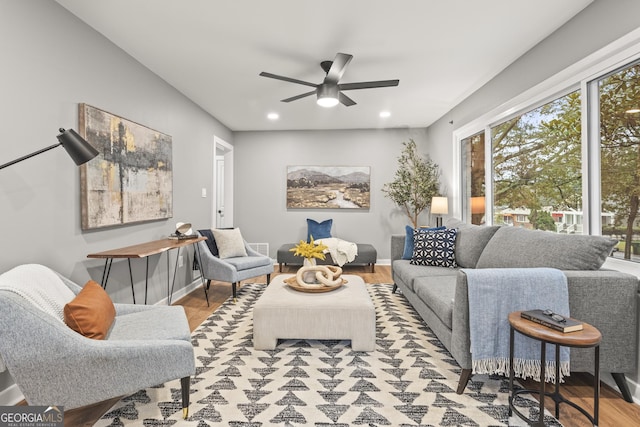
[79,104,173,230]
[287,166,370,209]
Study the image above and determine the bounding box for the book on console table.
[168,233,199,240]
[521,309,583,333]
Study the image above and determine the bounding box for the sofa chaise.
[391,218,638,402]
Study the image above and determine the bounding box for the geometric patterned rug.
[95,283,561,426]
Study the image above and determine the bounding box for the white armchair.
[0,264,195,417]
[196,229,273,301]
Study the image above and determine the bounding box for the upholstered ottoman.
[253,274,376,351]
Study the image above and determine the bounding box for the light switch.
[201,188,207,198]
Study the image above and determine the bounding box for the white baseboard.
[154,275,205,306]
[0,383,24,405]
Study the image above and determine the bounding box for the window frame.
[452,28,640,239]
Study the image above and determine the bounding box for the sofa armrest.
[391,234,405,263]
[564,270,638,373]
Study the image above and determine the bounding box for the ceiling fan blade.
[324,53,353,85]
[259,72,317,88]
[281,90,316,103]
[339,92,357,107]
[339,79,400,91]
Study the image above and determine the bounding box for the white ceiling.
[56,0,592,131]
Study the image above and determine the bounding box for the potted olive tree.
[382,139,441,228]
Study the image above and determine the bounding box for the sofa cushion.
[445,218,500,268]
[410,228,458,268]
[64,280,116,340]
[413,275,457,329]
[109,306,191,341]
[402,225,445,260]
[476,226,617,270]
[307,218,332,242]
[392,260,459,292]
[212,228,248,259]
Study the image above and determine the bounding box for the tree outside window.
[600,62,640,260]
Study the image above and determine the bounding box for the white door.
[212,136,233,228]
[215,156,225,228]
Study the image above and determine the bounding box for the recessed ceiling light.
[626,108,640,114]
[267,112,279,120]
[379,111,391,118]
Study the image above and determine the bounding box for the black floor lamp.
[0,128,98,170]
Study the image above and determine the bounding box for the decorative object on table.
[430,196,448,227]
[520,309,583,333]
[289,236,328,283]
[0,128,98,171]
[284,265,346,292]
[382,139,441,228]
[79,103,173,230]
[286,166,370,209]
[169,222,198,240]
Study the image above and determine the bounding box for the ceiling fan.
[259,52,399,107]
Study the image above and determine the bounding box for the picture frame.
[79,103,173,230]
[286,166,370,209]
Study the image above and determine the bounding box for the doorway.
[213,136,233,228]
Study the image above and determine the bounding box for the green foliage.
[599,64,640,259]
[382,139,441,227]
[529,209,556,231]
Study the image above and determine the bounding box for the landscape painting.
[79,104,173,230]
[287,166,370,209]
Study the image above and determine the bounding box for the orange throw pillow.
[64,280,116,339]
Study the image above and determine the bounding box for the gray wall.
[424,0,640,400]
[233,128,430,260]
[0,0,232,402]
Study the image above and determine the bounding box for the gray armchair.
[196,230,273,301]
[0,264,195,417]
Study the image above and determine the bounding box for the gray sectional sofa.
[391,218,638,401]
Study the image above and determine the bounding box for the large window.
[458,53,640,262]
[461,132,485,224]
[491,91,582,233]
[599,61,640,260]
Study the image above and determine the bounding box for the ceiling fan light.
[316,84,339,108]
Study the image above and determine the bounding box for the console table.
[87,237,208,305]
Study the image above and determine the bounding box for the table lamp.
[431,196,448,227]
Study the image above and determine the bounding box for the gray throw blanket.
[464,267,570,383]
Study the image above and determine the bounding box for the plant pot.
[303,258,317,283]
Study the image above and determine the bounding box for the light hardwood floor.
[62,265,640,426]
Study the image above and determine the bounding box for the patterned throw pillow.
[410,228,458,268]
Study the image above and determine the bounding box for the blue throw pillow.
[307,218,332,242]
[410,228,458,268]
[402,225,446,260]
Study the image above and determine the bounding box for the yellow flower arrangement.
[289,236,328,261]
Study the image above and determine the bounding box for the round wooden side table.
[508,311,602,426]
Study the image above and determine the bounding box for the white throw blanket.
[0,264,76,372]
[464,267,571,383]
[315,238,358,267]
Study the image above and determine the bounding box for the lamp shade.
[57,128,99,165]
[470,196,485,214]
[431,196,448,215]
[317,84,339,108]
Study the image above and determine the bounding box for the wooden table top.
[508,311,602,347]
[87,237,206,259]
